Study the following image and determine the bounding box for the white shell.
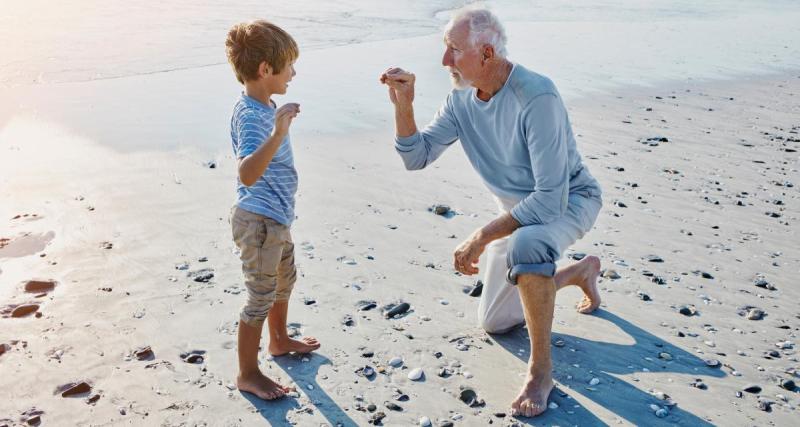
[408,367,424,381]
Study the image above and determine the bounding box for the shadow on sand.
[492,310,724,426]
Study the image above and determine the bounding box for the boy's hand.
[380,67,415,107]
[273,103,300,137]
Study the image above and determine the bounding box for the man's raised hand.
[380,67,415,106]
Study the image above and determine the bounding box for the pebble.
[389,356,403,367]
[419,416,432,426]
[779,379,796,390]
[467,281,483,297]
[678,305,698,316]
[356,300,377,311]
[548,402,559,409]
[704,359,721,368]
[180,349,206,364]
[637,291,651,301]
[746,308,765,320]
[589,377,600,386]
[384,302,411,319]
[187,268,214,283]
[56,381,92,397]
[602,269,621,279]
[655,408,669,418]
[644,255,664,263]
[658,352,673,361]
[743,384,762,394]
[431,204,451,216]
[408,368,424,381]
[133,345,154,361]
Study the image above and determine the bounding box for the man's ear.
[482,45,495,62]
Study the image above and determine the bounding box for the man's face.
[442,21,481,89]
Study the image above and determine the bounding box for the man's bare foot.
[237,372,293,401]
[511,368,555,418]
[573,255,602,314]
[268,336,321,356]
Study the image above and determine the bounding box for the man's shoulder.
[506,64,560,106]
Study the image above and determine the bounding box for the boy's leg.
[266,232,321,356]
[232,208,291,400]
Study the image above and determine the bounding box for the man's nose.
[442,50,451,67]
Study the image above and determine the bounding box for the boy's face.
[260,60,296,95]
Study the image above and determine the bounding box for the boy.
[225,19,320,401]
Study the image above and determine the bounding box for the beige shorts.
[231,206,297,327]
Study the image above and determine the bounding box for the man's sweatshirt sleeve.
[394,93,459,170]
[510,94,571,225]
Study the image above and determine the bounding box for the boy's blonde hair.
[225,20,299,84]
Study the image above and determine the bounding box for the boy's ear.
[259,61,272,78]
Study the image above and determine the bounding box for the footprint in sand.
[0,231,55,258]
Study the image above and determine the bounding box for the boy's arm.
[238,103,300,187]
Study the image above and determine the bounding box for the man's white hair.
[446,8,508,57]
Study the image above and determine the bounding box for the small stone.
[86,394,101,405]
[458,387,483,407]
[180,349,206,364]
[746,308,765,320]
[10,304,39,318]
[757,400,772,412]
[419,416,432,426]
[704,359,721,368]
[468,281,483,297]
[56,381,92,397]
[357,300,377,311]
[602,269,621,280]
[589,377,600,386]
[658,352,673,361]
[644,255,664,263]
[408,368,424,381]
[431,204,451,216]
[548,402,559,409]
[568,252,586,260]
[357,366,375,378]
[389,356,403,367]
[779,379,796,390]
[369,411,386,424]
[743,384,762,394]
[655,408,669,418]
[678,305,697,316]
[133,345,154,361]
[384,302,411,319]
[637,291,651,301]
[187,268,214,283]
[23,279,57,294]
[385,402,402,411]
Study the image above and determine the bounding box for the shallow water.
[2,0,799,89]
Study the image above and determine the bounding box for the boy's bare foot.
[268,336,321,356]
[237,372,293,401]
[573,256,602,314]
[510,366,554,418]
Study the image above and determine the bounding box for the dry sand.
[1,30,799,427]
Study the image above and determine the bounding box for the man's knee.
[506,227,559,284]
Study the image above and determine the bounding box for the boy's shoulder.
[233,95,275,123]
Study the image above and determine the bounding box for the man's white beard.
[449,68,472,90]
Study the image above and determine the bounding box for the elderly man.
[380,9,604,417]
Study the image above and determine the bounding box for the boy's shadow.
[492,310,723,426]
[245,353,359,427]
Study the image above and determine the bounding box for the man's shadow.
[243,353,359,426]
[492,310,723,426]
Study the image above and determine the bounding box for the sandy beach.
[2,1,800,426]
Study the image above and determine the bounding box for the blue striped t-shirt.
[230,93,298,225]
